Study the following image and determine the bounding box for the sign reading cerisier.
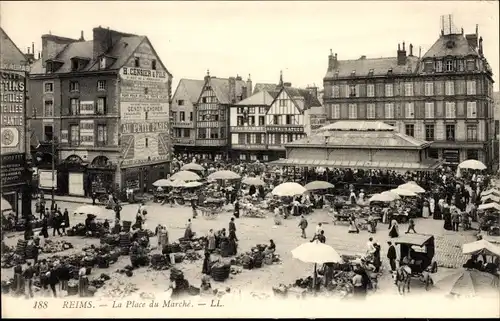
[122,122,169,134]
[120,67,167,83]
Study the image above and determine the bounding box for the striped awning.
[268,158,443,171]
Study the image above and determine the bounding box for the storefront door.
[68,172,85,196]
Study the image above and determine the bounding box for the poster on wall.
[39,169,57,189]
[0,70,26,155]
[120,102,169,122]
[68,172,85,196]
[119,67,168,83]
[80,120,94,146]
[60,130,68,143]
[0,153,25,187]
[80,101,95,115]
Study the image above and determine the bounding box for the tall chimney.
[204,69,210,82]
[32,42,35,55]
[79,30,85,41]
[397,42,407,65]
[478,37,483,56]
[409,43,413,56]
[228,77,236,103]
[27,47,30,54]
[246,74,252,98]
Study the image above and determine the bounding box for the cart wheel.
[431,261,438,273]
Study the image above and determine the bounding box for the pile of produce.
[1,253,25,268]
[41,239,74,253]
[130,244,149,268]
[149,254,170,270]
[100,234,121,247]
[66,222,107,237]
[210,261,231,282]
[231,243,281,268]
[169,268,192,298]
[117,265,135,277]
[99,280,140,298]
[183,250,202,262]
[175,236,207,252]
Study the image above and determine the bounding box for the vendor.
[265,239,276,255]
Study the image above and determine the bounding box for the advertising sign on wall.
[0,70,26,155]
[39,169,57,189]
[119,67,168,83]
[80,120,94,146]
[0,153,25,187]
[121,102,169,122]
[60,130,68,143]
[80,101,95,115]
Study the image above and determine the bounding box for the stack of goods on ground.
[231,243,281,269]
[1,239,29,268]
[130,244,150,268]
[159,237,206,264]
[210,259,231,282]
[82,244,122,268]
[66,222,106,237]
[170,267,199,298]
[41,239,74,253]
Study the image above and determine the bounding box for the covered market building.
[269,121,444,173]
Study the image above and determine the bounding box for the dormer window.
[351,70,356,77]
[334,71,339,79]
[387,68,393,75]
[46,62,53,74]
[435,60,443,72]
[99,57,106,69]
[152,59,157,70]
[466,59,475,71]
[368,69,374,76]
[71,59,78,71]
[134,57,140,68]
[424,60,434,72]
[445,60,453,72]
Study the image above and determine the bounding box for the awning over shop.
[268,158,443,171]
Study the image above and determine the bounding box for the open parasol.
[304,181,335,191]
[458,159,487,171]
[398,182,425,194]
[153,179,172,187]
[381,190,401,201]
[165,179,186,188]
[481,188,500,198]
[1,197,12,212]
[242,177,266,186]
[368,193,394,203]
[74,205,107,216]
[272,182,307,197]
[430,269,500,297]
[462,239,500,257]
[481,194,500,204]
[180,163,205,172]
[478,203,500,212]
[207,170,241,180]
[390,188,417,197]
[183,181,204,188]
[169,170,201,181]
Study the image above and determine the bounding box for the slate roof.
[325,55,420,79]
[52,40,94,73]
[422,33,478,59]
[281,86,322,111]
[253,83,279,94]
[177,79,205,104]
[0,27,27,66]
[235,90,278,106]
[288,121,429,149]
[207,77,247,104]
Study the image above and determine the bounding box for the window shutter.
[356,84,360,97]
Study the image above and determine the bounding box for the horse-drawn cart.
[394,234,438,293]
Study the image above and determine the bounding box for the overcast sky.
[2,1,499,90]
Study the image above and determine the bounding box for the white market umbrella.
[458,159,487,171]
[207,170,241,180]
[481,194,500,204]
[74,205,107,216]
[166,179,186,188]
[291,241,343,291]
[304,181,335,191]
[242,177,266,186]
[390,188,417,197]
[369,193,393,203]
[399,182,425,194]
[431,269,499,297]
[463,239,500,257]
[481,188,500,198]
[1,197,12,212]
[181,163,205,172]
[381,191,401,201]
[272,182,307,197]
[153,179,172,187]
[478,203,500,212]
[183,181,204,188]
[170,170,201,181]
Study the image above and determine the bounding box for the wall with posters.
[119,40,172,168]
[0,69,27,188]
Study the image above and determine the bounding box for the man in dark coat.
[52,212,63,236]
[229,217,236,236]
[387,241,397,272]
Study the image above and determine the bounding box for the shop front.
[88,156,117,196]
[121,162,170,194]
[57,155,88,196]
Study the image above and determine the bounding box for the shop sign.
[0,64,30,72]
[122,122,169,134]
[120,102,169,122]
[38,169,57,189]
[119,67,168,83]
[80,120,94,146]
[60,130,68,143]
[0,70,26,155]
[80,101,95,115]
[121,154,169,167]
[0,153,25,187]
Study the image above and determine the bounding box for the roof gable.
[253,83,279,94]
[422,34,478,59]
[199,77,247,105]
[0,27,28,67]
[325,56,420,79]
[172,79,204,105]
[235,90,275,106]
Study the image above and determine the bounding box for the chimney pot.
[330,49,333,55]
[398,43,401,51]
[403,42,405,51]
[334,53,337,59]
[27,47,30,54]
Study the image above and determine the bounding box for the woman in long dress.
[348,215,359,234]
[388,219,399,238]
[422,200,430,218]
[429,198,436,218]
[184,219,193,239]
[207,229,216,252]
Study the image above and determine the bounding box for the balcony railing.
[195,139,227,147]
[173,137,195,145]
[231,126,265,132]
[231,144,268,150]
[172,121,193,128]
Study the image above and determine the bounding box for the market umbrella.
[74,205,107,216]
[481,188,500,198]
[242,177,266,186]
[304,181,335,191]
[462,240,500,257]
[1,197,12,211]
[291,241,343,290]
[398,182,425,194]
[381,190,400,201]
[183,181,204,188]
[181,163,205,172]
[368,193,393,203]
[153,179,172,187]
[458,159,487,171]
[390,188,417,197]
[169,170,201,181]
[166,179,186,188]
[430,269,499,297]
[272,182,307,197]
[478,203,500,212]
[481,194,500,204]
[207,170,241,180]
